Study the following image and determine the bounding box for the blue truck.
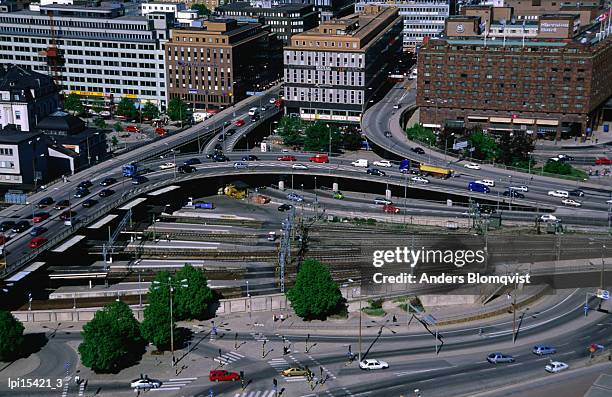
[194,202,214,209]
[468,181,490,193]
[122,162,138,177]
[399,159,411,172]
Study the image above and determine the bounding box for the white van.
[548,190,569,198]
[475,179,495,187]
[351,159,369,168]
[248,107,259,116]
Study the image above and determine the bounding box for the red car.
[125,125,141,133]
[29,237,48,249]
[234,119,245,127]
[309,154,329,163]
[59,211,77,221]
[383,204,400,213]
[155,127,167,136]
[32,212,50,223]
[277,155,297,161]
[209,370,240,382]
[595,157,612,165]
[274,99,284,108]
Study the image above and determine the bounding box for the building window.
[14,110,20,120]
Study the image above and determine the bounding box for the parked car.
[282,367,312,377]
[100,177,117,186]
[29,237,48,249]
[287,192,304,202]
[503,190,525,199]
[130,378,161,390]
[359,359,389,370]
[383,204,400,213]
[533,345,557,356]
[561,198,581,207]
[178,165,196,174]
[209,370,240,382]
[29,226,46,237]
[411,176,429,184]
[487,353,515,364]
[277,155,297,161]
[242,155,259,161]
[545,361,568,373]
[32,212,49,223]
[12,221,30,233]
[125,125,141,133]
[292,163,309,170]
[411,147,425,155]
[540,214,559,222]
[37,197,55,208]
[464,162,481,170]
[367,168,386,176]
[278,203,293,211]
[99,189,115,198]
[184,158,201,166]
[569,189,585,197]
[0,221,15,232]
[373,160,392,168]
[82,199,98,208]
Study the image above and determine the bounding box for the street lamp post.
[246,280,251,319]
[153,277,188,367]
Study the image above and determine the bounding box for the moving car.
[282,367,312,377]
[411,147,425,155]
[250,114,261,122]
[234,119,245,127]
[392,104,401,109]
[209,370,240,382]
[351,159,369,167]
[411,176,429,184]
[217,134,226,142]
[595,157,612,165]
[292,163,309,170]
[269,97,277,104]
[100,177,117,186]
[533,345,557,356]
[309,154,329,163]
[242,155,259,161]
[540,214,559,222]
[82,199,98,208]
[383,204,400,213]
[475,179,495,187]
[464,162,481,170]
[487,353,515,364]
[277,155,297,161]
[503,190,524,199]
[508,185,529,192]
[78,180,93,189]
[29,226,46,237]
[54,200,70,210]
[233,161,248,169]
[333,191,344,199]
[374,197,392,205]
[29,237,48,249]
[561,198,581,207]
[32,212,49,223]
[359,359,389,370]
[248,107,259,116]
[548,190,569,198]
[59,211,76,221]
[155,127,167,136]
[130,378,162,390]
[178,165,196,174]
[159,162,175,170]
[569,189,584,197]
[278,204,293,211]
[12,221,30,233]
[468,182,490,193]
[37,197,54,208]
[99,189,115,198]
[545,361,568,373]
[131,176,148,185]
[74,188,89,198]
[373,160,392,168]
[0,221,15,232]
[287,192,304,202]
[184,158,201,166]
[367,168,386,176]
[212,154,230,162]
[384,131,393,137]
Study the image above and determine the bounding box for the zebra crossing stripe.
[233,390,276,397]
[78,382,85,397]
[214,351,245,365]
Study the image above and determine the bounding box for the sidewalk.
[535,122,612,151]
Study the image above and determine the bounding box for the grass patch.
[361,299,386,316]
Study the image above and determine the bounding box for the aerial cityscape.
[0,0,610,396]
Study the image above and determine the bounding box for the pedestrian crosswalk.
[305,353,337,381]
[214,351,245,366]
[268,357,289,372]
[233,390,277,397]
[77,381,86,397]
[250,331,269,343]
[151,377,197,392]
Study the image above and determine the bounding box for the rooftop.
[0,129,43,144]
[0,65,54,93]
[218,2,314,12]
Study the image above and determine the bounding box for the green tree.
[116,97,138,120]
[342,126,363,151]
[174,264,214,320]
[277,115,304,146]
[543,159,572,175]
[286,259,343,320]
[111,135,119,147]
[91,99,104,115]
[78,301,144,373]
[93,118,107,129]
[113,122,123,132]
[142,102,160,121]
[167,97,189,122]
[141,271,173,350]
[405,124,436,145]
[191,3,211,15]
[467,131,499,161]
[63,93,84,115]
[303,122,341,153]
[0,310,24,361]
[498,132,534,166]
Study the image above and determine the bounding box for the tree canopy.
[286,259,343,320]
[342,125,364,151]
[277,115,304,146]
[63,93,84,115]
[167,97,189,122]
[116,97,138,120]
[142,102,160,120]
[0,310,24,361]
[303,122,341,153]
[173,264,214,320]
[78,301,144,373]
[405,124,436,146]
[467,131,499,161]
[191,3,211,15]
[141,271,173,350]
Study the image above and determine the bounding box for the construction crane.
[37,10,64,95]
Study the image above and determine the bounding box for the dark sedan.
[100,177,117,186]
[367,168,386,177]
[99,189,115,198]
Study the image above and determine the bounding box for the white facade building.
[141,2,187,18]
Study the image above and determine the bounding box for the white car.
[548,190,569,198]
[130,378,162,390]
[561,199,581,207]
[475,179,495,187]
[606,199,612,204]
[359,359,389,370]
[393,104,401,109]
[269,97,277,104]
[464,163,481,170]
[411,176,429,184]
[545,361,568,373]
[509,185,529,192]
[373,160,392,168]
[292,163,309,170]
[540,214,559,222]
[159,162,175,170]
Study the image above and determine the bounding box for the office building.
[216,2,318,44]
[416,8,612,139]
[0,65,59,132]
[355,0,452,51]
[165,19,282,111]
[258,0,354,22]
[0,2,170,109]
[0,130,48,187]
[284,5,403,122]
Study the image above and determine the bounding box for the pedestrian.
[75,375,80,385]
[392,315,397,323]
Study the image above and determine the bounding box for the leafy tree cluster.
[341,125,363,151]
[286,259,343,320]
[78,301,145,373]
[141,102,160,121]
[113,122,123,132]
[277,115,305,146]
[498,131,535,167]
[63,93,85,115]
[0,310,24,361]
[543,159,572,175]
[93,118,107,129]
[116,97,138,120]
[467,130,499,161]
[191,3,211,15]
[167,97,190,122]
[405,124,436,146]
[303,122,341,153]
